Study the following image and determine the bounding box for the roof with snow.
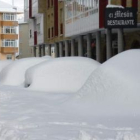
[0,0,23,13]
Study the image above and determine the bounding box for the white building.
[24,0,47,57]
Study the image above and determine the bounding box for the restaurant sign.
[105,8,137,28]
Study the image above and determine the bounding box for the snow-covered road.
[0,86,140,140]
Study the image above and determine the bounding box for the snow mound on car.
[0,58,50,86]
[67,50,140,117]
[25,57,100,93]
[0,60,13,73]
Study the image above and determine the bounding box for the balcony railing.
[0,47,18,54]
[65,7,99,37]
[66,8,98,24]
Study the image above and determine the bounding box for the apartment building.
[63,0,140,62]
[24,0,68,57]
[0,1,22,60]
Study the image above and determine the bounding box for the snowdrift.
[0,50,139,140]
[25,57,100,93]
[0,60,13,73]
[0,58,50,86]
[66,50,140,117]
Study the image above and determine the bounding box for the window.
[60,8,63,35]
[48,0,50,8]
[52,27,54,37]
[51,0,53,6]
[30,30,32,38]
[48,28,50,38]
[51,47,54,54]
[2,26,17,34]
[60,23,63,35]
[3,13,16,21]
[7,54,12,60]
[2,40,17,47]
[37,23,40,34]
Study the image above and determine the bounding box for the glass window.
[30,30,32,38]
[2,26,17,34]
[65,0,73,19]
[2,40,17,47]
[3,13,16,21]
[37,23,40,34]
[7,54,12,60]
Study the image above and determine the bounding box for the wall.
[0,53,15,60]
[32,0,38,17]
[19,23,32,58]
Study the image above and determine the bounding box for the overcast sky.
[1,0,24,9]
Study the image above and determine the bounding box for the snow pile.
[25,57,100,93]
[0,58,50,86]
[66,50,140,117]
[0,50,139,139]
[0,60,13,73]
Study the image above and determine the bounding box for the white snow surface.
[0,60,13,73]
[67,50,140,117]
[106,4,124,8]
[0,50,140,140]
[0,57,50,86]
[25,57,100,93]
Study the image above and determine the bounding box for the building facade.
[0,1,21,60]
[24,0,68,58]
[46,0,69,57]
[19,22,33,58]
[64,0,140,62]
[24,0,140,61]
[24,0,47,57]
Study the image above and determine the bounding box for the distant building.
[0,0,23,60]
[24,0,69,58]
[18,22,33,58]
[24,0,48,57]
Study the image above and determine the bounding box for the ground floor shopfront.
[32,28,140,63]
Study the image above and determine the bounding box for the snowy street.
[0,50,140,140]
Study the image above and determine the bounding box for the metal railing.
[66,7,98,24]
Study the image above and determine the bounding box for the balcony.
[65,8,99,37]
[0,21,18,26]
[0,34,18,40]
[0,47,18,54]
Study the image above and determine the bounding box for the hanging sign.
[105,8,137,28]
